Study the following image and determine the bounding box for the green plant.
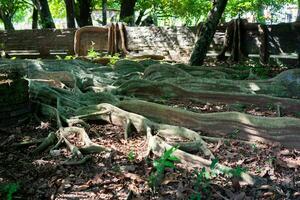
[55,55,62,60]
[148,146,180,191]
[108,54,121,66]
[64,55,76,60]
[251,143,258,152]
[266,156,276,165]
[87,41,99,59]
[128,149,135,162]
[190,158,218,200]
[190,159,247,199]
[227,166,247,178]
[56,55,76,60]
[0,182,20,200]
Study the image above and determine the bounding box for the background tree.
[225,0,293,23]
[64,0,76,28]
[190,0,228,66]
[74,0,93,27]
[119,0,136,25]
[32,6,38,29]
[296,0,300,21]
[32,0,55,28]
[0,0,29,30]
[102,0,107,25]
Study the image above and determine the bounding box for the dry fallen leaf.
[123,172,144,183]
[161,173,180,185]
[75,184,90,191]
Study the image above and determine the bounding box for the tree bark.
[297,0,300,22]
[32,7,38,29]
[33,0,55,28]
[64,0,76,28]
[189,0,228,66]
[258,24,269,65]
[102,0,107,25]
[120,0,136,25]
[296,0,300,66]
[256,0,265,23]
[135,10,145,26]
[1,16,14,31]
[75,0,93,27]
[0,10,14,31]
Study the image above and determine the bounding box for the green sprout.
[148,146,180,191]
[190,158,219,200]
[0,182,20,200]
[87,41,99,59]
[128,149,135,162]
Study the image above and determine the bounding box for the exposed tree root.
[59,127,107,154]
[32,132,57,155]
[73,103,213,158]
[70,103,264,185]
[117,100,300,149]
[9,138,45,148]
[116,79,300,114]
[3,59,299,186]
[61,155,93,165]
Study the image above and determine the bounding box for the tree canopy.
[0,0,299,29]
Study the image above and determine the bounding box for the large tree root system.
[2,58,300,195]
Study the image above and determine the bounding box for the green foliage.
[190,159,247,199]
[148,146,180,190]
[189,158,218,200]
[251,143,258,152]
[64,55,76,60]
[0,182,20,200]
[87,41,100,59]
[107,54,120,65]
[56,55,76,60]
[49,0,66,19]
[266,156,276,165]
[225,0,294,22]
[227,166,247,178]
[128,149,135,162]
[0,0,30,23]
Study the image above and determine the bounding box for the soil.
[0,100,299,200]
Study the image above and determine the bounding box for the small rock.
[56,170,62,175]
[120,165,136,172]
[50,150,61,157]
[64,183,72,189]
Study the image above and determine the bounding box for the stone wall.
[126,26,224,62]
[1,23,299,65]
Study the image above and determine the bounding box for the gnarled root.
[71,103,260,185]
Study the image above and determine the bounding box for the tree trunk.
[297,0,300,22]
[75,0,93,27]
[189,0,228,66]
[0,9,15,31]
[135,10,145,26]
[258,24,269,65]
[102,0,107,25]
[120,0,136,25]
[64,0,76,28]
[32,7,38,29]
[295,0,300,66]
[256,0,265,23]
[34,0,55,28]
[2,16,15,31]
